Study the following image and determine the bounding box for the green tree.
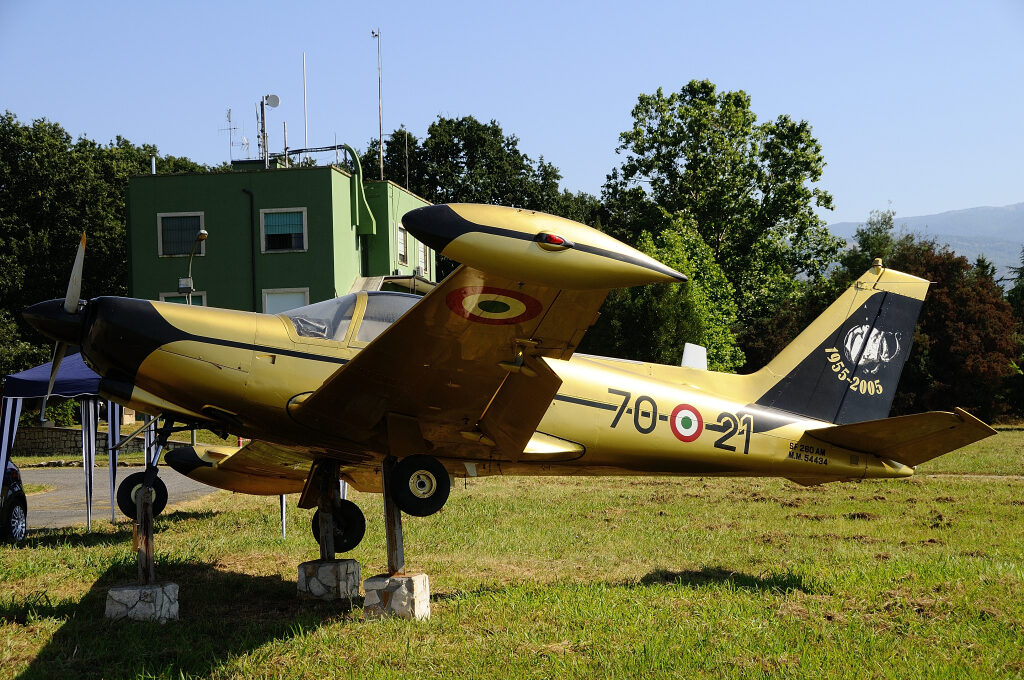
[885,235,1021,419]
[603,80,842,335]
[580,212,745,371]
[839,208,898,278]
[740,209,903,371]
[0,112,208,374]
[1006,246,1024,321]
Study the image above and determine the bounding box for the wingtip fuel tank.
[402,204,686,289]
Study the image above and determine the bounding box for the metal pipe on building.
[242,188,258,311]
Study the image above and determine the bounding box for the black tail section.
[753,268,928,424]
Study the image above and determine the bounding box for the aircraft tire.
[116,471,168,520]
[390,454,450,517]
[311,499,366,552]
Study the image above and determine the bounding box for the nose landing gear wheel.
[116,471,168,520]
[390,454,450,517]
[311,499,366,553]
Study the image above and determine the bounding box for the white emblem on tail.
[843,325,900,374]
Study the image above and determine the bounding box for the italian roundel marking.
[445,286,543,325]
[670,404,703,442]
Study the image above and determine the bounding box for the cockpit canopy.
[282,291,420,343]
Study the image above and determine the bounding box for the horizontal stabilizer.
[806,408,997,467]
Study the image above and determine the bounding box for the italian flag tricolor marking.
[670,404,703,442]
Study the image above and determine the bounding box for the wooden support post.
[136,486,155,585]
[317,461,341,560]
[381,456,405,575]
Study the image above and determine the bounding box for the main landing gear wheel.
[117,471,168,520]
[311,499,366,552]
[390,454,450,517]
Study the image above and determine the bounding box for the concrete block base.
[297,559,361,601]
[363,573,430,620]
[105,582,179,623]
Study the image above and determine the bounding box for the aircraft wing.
[291,265,608,460]
[166,440,314,495]
[806,407,997,467]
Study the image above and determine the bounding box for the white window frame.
[260,207,308,253]
[262,287,310,314]
[158,291,207,306]
[417,240,428,275]
[397,222,408,265]
[157,212,205,257]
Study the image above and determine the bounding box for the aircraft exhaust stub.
[402,204,686,290]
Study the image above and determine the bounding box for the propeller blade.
[39,342,67,424]
[63,232,86,314]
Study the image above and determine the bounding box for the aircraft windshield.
[283,294,357,341]
[355,292,421,342]
[281,291,421,342]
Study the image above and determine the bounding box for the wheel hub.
[10,505,26,542]
[409,470,437,498]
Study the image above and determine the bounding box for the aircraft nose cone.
[22,299,84,344]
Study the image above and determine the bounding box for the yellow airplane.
[23,204,996,554]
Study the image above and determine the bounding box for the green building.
[127,163,435,313]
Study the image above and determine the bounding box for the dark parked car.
[1,460,27,544]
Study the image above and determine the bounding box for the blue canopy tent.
[0,352,141,529]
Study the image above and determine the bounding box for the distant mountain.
[828,202,1024,284]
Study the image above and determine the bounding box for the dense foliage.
[0,111,209,374]
[2,92,1022,418]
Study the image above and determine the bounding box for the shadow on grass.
[14,560,353,680]
[638,566,819,594]
[24,511,218,549]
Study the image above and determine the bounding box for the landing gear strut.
[309,461,366,559]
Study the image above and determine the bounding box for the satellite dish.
[265,94,280,108]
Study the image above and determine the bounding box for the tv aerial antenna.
[219,109,248,161]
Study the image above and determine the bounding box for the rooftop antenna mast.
[371,28,383,181]
[259,93,281,169]
[219,109,240,161]
[302,52,309,165]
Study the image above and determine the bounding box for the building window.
[159,291,206,306]
[157,212,205,257]
[263,288,310,314]
[417,241,428,276]
[397,223,408,265]
[260,208,307,252]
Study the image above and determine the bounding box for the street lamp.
[177,228,209,306]
[176,227,208,446]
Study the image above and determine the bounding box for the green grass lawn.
[1,433,1022,678]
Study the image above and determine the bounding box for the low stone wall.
[12,426,197,458]
[14,426,143,458]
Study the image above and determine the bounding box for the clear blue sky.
[2,0,1022,224]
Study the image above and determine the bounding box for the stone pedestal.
[363,573,430,620]
[297,559,361,601]
[105,583,178,623]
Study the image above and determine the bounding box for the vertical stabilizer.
[753,265,929,424]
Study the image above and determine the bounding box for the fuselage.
[71,293,910,485]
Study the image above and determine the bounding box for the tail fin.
[753,264,929,424]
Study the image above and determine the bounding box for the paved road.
[20,466,217,529]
